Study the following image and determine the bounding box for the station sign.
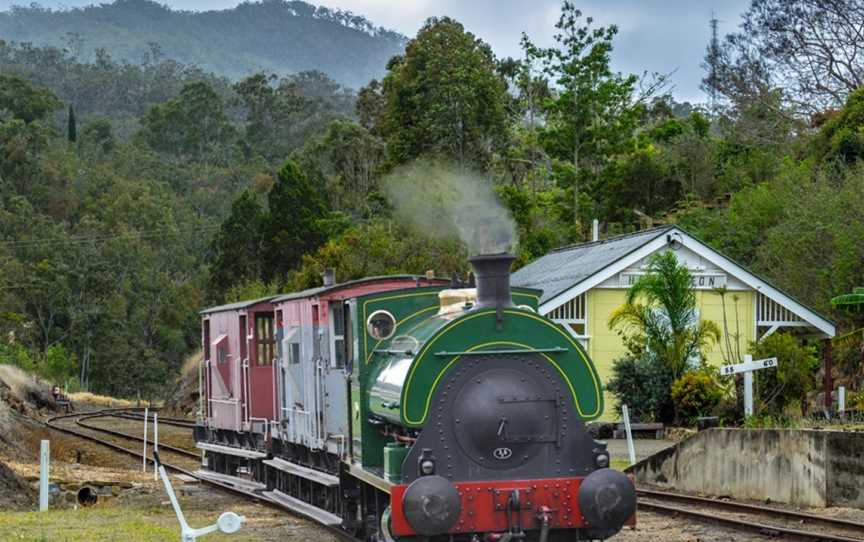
[619,272,727,290]
[720,356,779,417]
[720,357,778,376]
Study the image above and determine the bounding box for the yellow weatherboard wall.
[586,288,755,420]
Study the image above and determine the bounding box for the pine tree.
[261,160,331,280]
[67,104,77,142]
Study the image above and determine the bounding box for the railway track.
[637,488,864,542]
[44,408,359,542]
[110,411,197,429]
[44,409,864,542]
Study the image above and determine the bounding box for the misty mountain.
[0,0,407,89]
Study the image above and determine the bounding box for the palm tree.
[609,251,721,379]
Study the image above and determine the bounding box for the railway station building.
[512,225,836,416]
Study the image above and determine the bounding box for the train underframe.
[196,427,609,541]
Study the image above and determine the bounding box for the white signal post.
[154,413,159,481]
[720,355,778,417]
[143,408,149,473]
[39,440,50,512]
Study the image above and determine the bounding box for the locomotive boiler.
[196,253,635,542]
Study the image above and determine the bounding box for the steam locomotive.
[195,253,636,541]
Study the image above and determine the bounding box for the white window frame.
[328,302,346,369]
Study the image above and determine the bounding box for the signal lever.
[153,451,246,541]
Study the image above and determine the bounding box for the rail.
[637,488,864,542]
[43,409,359,542]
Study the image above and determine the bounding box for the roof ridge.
[550,224,675,254]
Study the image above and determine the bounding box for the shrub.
[671,370,724,425]
[41,344,78,385]
[606,354,675,423]
[743,414,798,429]
[849,390,864,411]
[750,333,820,416]
[0,343,36,373]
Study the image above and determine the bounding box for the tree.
[284,219,467,291]
[0,74,62,123]
[355,78,385,133]
[235,71,354,162]
[67,104,77,143]
[609,251,721,379]
[522,2,640,229]
[207,190,267,300]
[379,17,510,169]
[261,160,332,280]
[139,81,235,163]
[813,87,864,164]
[295,120,386,218]
[80,118,115,155]
[710,0,864,111]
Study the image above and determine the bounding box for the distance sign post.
[720,355,778,417]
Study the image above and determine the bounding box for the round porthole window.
[367,310,396,341]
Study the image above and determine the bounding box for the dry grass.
[0,365,43,397]
[67,392,137,408]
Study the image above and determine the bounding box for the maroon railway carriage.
[197,275,449,478]
[200,296,279,457]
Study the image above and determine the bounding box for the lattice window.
[756,293,804,325]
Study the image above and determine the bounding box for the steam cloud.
[382,160,518,255]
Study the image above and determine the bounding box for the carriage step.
[264,457,339,487]
[196,442,267,459]
[263,489,342,527]
[195,470,266,492]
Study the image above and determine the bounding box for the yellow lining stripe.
[401,309,602,424]
[362,291,441,364]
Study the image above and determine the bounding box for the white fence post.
[39,440,49,512]
[622,405,636,466]
[153,413,159,481]
[142,408,149,473]
[743,354,754,417]
[839,386,846,417]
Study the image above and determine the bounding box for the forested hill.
[0,0,407,89]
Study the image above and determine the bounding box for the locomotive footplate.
[390,476,603,536]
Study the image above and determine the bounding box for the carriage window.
[213,334,229,364]
[239,315,247,361]
[203,320,211,362]
[331,303,346,368]
[283,326,301,364]
[256,312,275,366]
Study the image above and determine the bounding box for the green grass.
[611,458,632,471]
[0,507,262,541]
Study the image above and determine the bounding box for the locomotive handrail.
[373,349,415,356]
[432,346,568,357]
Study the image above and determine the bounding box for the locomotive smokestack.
[468,253,516,310]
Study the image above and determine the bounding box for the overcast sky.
[0,0,751,102]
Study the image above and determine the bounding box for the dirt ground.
[0,475,337,542]
[1,369,860,542]
[609,511,768,541]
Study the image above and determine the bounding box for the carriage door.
[239,315,247,422]
[250,311,276,424]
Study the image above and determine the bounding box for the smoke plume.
[382,160,518,255]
